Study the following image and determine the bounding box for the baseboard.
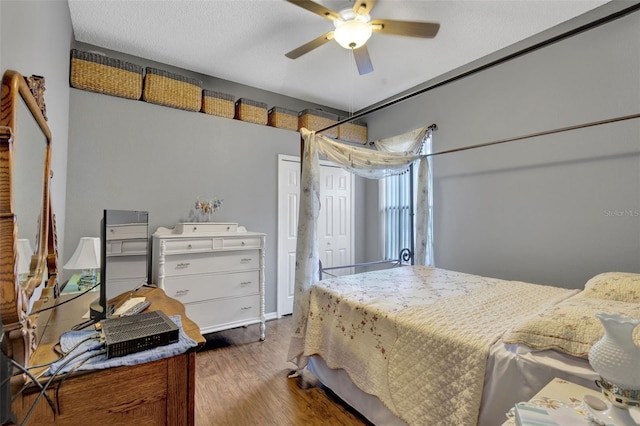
[265,312,278,321]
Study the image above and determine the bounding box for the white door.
[277,155,353,317]
[317,164,352,276]
[277,155,301,318]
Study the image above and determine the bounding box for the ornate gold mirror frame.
[0,69,57,367]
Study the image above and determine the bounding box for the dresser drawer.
[161,270,259,304]
[107,238,147,255]
[105,255,147,280]
[106,223,147,240]
[161,238,214,253]
[173,222,238,234]
[162,249,259,276]
[185,295,260,330]
[222,236,263,249]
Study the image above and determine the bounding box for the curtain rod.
[423,113,640,158]
[315,2,640,135]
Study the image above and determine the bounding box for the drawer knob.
[241,241,245,246]
[240,306,252,310]
[187,244,193,249]
[240,281,252,286]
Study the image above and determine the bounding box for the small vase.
[588,313,640,390]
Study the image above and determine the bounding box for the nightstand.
[503,377,605,425]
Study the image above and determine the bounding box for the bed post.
[409,163,415,265]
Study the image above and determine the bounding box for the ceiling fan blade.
[371,19,440,38]
[352,0,377,15]
[285,31,334,59]
[353,45,373,75]
[284,0,340,21]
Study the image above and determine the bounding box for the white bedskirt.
[308,341,599,426]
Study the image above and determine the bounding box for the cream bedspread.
[303,266,578,425]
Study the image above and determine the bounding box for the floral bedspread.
[303,266,578,425]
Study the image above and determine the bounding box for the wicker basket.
[201,90,235,118]
[235,98,268,125]
[267,107,298,131]
[338,118,368,143]
[298,109,339,138]
[142,67,202,111]
[69,49,143,100]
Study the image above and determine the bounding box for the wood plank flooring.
[195,316,371,426]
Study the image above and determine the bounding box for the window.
[380,133,432,262]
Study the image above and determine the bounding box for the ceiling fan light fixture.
[333,13,372,49]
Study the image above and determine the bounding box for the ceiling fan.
[284,0,440,75]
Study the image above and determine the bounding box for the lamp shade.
[17,238,33,274]
[333,14,372,49]
[63,237,101,270]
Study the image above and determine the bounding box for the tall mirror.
[0,70,54,366]
[91,209,149,321]
[103,209,149,300]
[14,87,47,286]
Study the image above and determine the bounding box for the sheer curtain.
[288,126,432,365]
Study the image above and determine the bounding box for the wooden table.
[11,286,205,425]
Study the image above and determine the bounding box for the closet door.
[317,164,352,276]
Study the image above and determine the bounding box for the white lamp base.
[77,269,97,292]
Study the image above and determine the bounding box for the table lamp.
[63,237,100,291]
[17,238,33,283]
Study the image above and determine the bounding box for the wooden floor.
[195,316,371,426]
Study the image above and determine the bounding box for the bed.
[288,127,640,424]
[295,266,640,426]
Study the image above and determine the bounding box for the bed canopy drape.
[288,126,433,365]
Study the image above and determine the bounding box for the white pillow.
[504,296,640,358]
[582,272,640,303]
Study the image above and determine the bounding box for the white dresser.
[151,222,266,340]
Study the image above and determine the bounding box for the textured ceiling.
[68,0,609,112]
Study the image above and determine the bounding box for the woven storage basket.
[143,67,202,111]
[201,90,235,118]
[298,109,339,138]
[235,98,268,125]
[268,107,298,131]
[69,49,143,100]
[338,118,368,143]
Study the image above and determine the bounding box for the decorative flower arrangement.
[192,196,223,222]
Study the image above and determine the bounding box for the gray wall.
[365,8,640,289]
[0,0,72,266]
[67,89,305,314]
